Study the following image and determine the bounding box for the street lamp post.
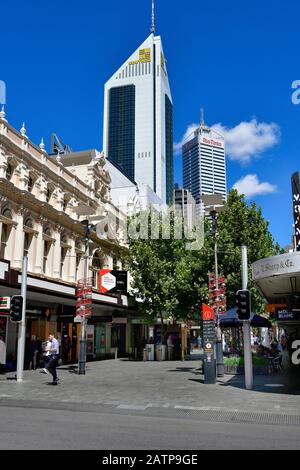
[211,211,224,377]
[78,225,89,375]
[73,203,96,376]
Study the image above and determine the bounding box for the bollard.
[143,348,147,361]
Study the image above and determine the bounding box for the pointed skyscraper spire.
[151,0,155,34]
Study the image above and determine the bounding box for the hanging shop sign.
[99,270,128,294]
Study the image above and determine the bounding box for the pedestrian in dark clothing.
[61,330,71,365]
[47,333,60,385]
[29,335,42,370]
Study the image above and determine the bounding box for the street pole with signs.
[201,194,227,378]
[78,233,89,375]
[202,304,216,384]
[73,204,96,376]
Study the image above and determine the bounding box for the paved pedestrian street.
[1,359,300,450]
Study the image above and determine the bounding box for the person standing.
[29,335,42,370]
[167,334,174,360]
[47,333,60,385]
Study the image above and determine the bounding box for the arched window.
[113,257,119,270]
[43,227,53,275]
[92,252,104,289]
[5,163,13,181]
[2,208,13,219]
[27,176,34,193]
[46,188,51,203]
[0,208,13,260]
[23,218,34,261]
[60,234,69,279]
[75,242,84,281]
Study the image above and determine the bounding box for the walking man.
[47,333,60,385]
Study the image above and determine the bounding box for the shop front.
[252,252,300,372]
[0,266,137,367]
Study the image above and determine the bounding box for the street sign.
[74,316,84,323]
[202,304,214,321]
[0,297,10,310]
[76,279,93,318]
[99,270,128,294]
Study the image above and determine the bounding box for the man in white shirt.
[47,333,60,385]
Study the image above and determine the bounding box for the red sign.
[202,304,214,321]
[99,270,128,294]
[76,278,93,318]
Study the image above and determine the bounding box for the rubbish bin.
[146,344,154,361]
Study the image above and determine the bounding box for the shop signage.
[252,252,300,280]
[112,317,127,324]
[276,308,300,321]
[99,270,128,294]
[292,172,300,251]
[202,304,214,321]
[0,297,10,310]
[92,316,112,323]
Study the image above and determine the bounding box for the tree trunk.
[160,313,167,345]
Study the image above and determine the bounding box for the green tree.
[201,189,282,313]
[126,211,207,341]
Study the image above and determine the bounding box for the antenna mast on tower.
[151,0,155,34]
[200,108,205,127]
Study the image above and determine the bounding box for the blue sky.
[1,0,300,248]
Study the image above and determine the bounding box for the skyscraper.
[103,2,173,204]
[182,122,226,213]
[174,184,196,230]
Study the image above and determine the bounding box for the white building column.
[52,226,61,279]
[103,255,113,269]
[0,146,8,179]
[12,208,25,270]
[68,236,76,283]
[33,218,44,274]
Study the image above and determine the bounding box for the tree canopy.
[126,190,282,324]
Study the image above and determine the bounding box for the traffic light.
[236,289,251,320]
[10,295,23,322]
[210,211,217,236]
[81,219,90,241]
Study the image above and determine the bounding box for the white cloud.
[174,123,198,155]
[174,118,280,163]
[233,174,277,198]
[212,119,280,164]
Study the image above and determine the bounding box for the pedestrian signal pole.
[16,256,28,382]
[241,246,253,390]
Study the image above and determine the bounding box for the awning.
[219,308,271,328]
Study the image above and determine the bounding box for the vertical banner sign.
[208,272,227,314]
[292,172,300,251]
[99,270,128,294]
[76,279,93,318]
[202,304,216,384]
